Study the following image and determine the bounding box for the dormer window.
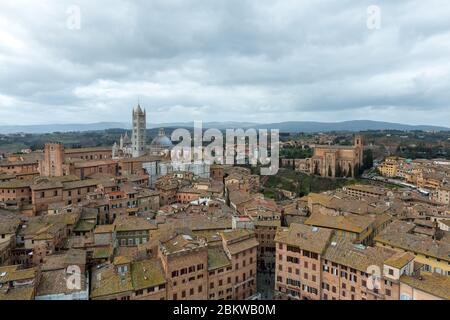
[117,265,128,274]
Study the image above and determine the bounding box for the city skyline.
[1,1,450,126]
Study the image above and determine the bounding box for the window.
[286,278,301,287]
[388,268,394,276]
[286,245,300,253]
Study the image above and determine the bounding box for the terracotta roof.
[400,273,450,300]
[384,252,415,269]
[37,269,87,296]
[65,147,112,154]
[226,237,259,255]
[275,223,333,254]
[114,216,156,232]
[305,211,374,234]
[323,237,396,272]
[0,179,32,189]
[375,220,450,262]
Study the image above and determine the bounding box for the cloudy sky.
[1,0,450,126]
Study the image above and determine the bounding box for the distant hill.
[0,122,129,134]
[251,120,450,133]
[0,120,448,134]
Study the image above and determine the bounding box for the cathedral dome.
[150,128,173,148]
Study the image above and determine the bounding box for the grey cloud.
[0,0,449,126]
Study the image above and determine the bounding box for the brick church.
[296,135,364,178]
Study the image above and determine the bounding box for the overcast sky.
[1,0,450,126]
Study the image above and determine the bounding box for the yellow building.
[377,157,403,177]
[375,220,450,276]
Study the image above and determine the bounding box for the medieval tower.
[132,104,146,157]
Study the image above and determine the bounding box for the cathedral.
[112,104,173,159]
[296,135,364,178]
[112,131,132,158]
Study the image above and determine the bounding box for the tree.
[354,163,360,177]
[363,149,374,170]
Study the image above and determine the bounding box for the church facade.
[295,135,364,178]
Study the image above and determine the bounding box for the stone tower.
[40,143,65,177]
[354,134,364,169]
[132,104,146,158]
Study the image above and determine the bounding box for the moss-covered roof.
[93,246,114,259]
[73,220,96,233]
[131,258,166,290]
[90,264,133,299]
[0,286,35,300]
[208,247,231,271]
[94,224,114,234]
